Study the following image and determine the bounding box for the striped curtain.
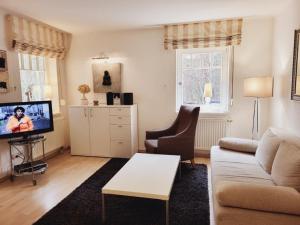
[164,18,243,50]
[6,15,71,59]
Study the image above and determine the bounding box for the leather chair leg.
[190,159,195,168]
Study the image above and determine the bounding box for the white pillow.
[255,128,282,173]
[271,141,300,192]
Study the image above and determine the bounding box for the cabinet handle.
[84,108,87,117]
[90,108,93,117]
[118,141,123,144]
[118,108,122,111]
[118,125,123,128]
[118,117,122,119]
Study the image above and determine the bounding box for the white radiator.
[195,117,231,150]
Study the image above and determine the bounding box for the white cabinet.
[89,107,110,157]
[69,107,90,156]
[69,105,138,158]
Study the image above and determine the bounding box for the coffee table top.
[102,153,180,201]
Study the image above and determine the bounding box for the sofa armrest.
[216,181,300,216]
[218,137,258,153]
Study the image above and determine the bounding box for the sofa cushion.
[211,146,274,185]
[216,181,300,216]
[255,128,282,174]
[219,137,258,153]
[271,142,300,192]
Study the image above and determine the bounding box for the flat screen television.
[0,101,54,139]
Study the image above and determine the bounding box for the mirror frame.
[292,29,300,100]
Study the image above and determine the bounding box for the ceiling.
[0,0,292,34]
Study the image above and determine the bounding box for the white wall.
[0,7,68,179]
[269,0,300,134]
[0,7,22,178]
[66,17,273,149]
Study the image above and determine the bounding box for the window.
[176,47,230,113]
[18,53,60,114]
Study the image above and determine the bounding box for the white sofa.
[211,128,300,225]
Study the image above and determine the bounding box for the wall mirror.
[292,29,300,100]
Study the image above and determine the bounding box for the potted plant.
[78,84,91,105]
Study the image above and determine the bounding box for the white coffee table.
[101,153,181,225]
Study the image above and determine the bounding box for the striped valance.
[6,15,72,59]
[164,18,243,50]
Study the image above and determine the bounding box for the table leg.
[102,193,106,223]
[179,162,181,179]
[166,200,169,225]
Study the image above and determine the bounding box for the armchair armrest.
[216,181,300,216]
[219,137,258,153]
[157,127,195,160]
[146,128,175,140]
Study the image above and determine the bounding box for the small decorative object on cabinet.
[69,104,138,158]
[78,84,91,105]
[292,29,300,100]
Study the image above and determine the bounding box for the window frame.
[176,46,231,114]
[18,53,61,116]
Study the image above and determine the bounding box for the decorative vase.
[81,93,89,105]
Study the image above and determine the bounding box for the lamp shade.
[203,82,213,98]
[244,76,273,98]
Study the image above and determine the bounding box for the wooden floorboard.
[0,152,212,225]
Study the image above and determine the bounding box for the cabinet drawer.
[110,124,131,139]
[111,139,131,158]
[109,107,130,116]
[110,115,130,125]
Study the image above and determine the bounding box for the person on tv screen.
[6,106,34,133]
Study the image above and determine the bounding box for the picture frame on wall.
[92,63,121,93]
[0,50,9,93]
[0,50,7,72]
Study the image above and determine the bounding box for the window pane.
[31,55,37,71]
[38,56,45,71]
[22,54,30,70]
[182,54,192,68]
[182,68,210,105]
[192,53,209,68]
[211,68,221,103]
[211,53,222,67]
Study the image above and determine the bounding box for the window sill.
[199,111,229,117]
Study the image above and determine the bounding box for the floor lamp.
[244,76,273,139]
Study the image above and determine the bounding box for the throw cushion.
[271,141,300,192]
[216,181,300,216]
[255,128,281,173]
[219,137,258,153]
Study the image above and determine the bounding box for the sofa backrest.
[270,127,300,148]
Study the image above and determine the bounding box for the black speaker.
[121,93,133,105]
[106,92,114,105]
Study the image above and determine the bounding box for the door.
[69,107,90,156]
[89,107,110,157]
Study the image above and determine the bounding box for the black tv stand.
[8,135,47,186]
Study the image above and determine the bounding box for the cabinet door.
[69,107,90,156]
[89,108,110,157]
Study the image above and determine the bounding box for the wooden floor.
[0,152,211,225]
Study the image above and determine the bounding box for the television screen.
[0,101,54,139]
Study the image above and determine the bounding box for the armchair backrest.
[174,105,200,136]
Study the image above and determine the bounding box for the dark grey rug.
[33,158,209,225]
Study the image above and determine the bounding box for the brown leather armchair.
[144,105,200,166]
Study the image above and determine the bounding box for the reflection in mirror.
[292,30,300,100]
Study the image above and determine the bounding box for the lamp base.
[204,97,211,104]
